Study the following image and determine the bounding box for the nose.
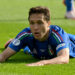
[33,24,39,30]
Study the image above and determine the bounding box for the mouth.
[34,32,40,37]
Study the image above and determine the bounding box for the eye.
[38,21,43,25]
[30,21,35,25]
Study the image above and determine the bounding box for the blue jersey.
[8,25,75,59]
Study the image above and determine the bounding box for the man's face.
[29,13,50,41]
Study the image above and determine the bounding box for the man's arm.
[26,48,69,66]
[4,39,13,48]
[0,47,17,62]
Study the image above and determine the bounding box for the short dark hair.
[28,6,50,22]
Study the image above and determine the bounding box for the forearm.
[0,47,16,62]
[26,55,69,66]
[41,55,69,65]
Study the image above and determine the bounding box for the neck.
[39,28,50,42]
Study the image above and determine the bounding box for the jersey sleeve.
[8,27,32,52]
[50,25,69,54]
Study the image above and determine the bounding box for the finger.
[26,63,44,66]
[26,64,34,66]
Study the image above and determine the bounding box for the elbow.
[60,55,69,64]
[62,57,69,64]
[64,59,69,64]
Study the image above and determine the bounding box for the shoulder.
[49,25,67,37]
[20,27,31,33]
[49,25,68,43]
[50,25,63,32]
[16,27,33,38]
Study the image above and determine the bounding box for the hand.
[26,60,46,66]
[26,62,44,66]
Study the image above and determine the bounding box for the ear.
[48,21,51,26]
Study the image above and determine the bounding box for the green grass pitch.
[0,0,75,75]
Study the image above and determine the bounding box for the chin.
[34,36,41,40]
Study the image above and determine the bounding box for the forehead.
[29,13,45,21]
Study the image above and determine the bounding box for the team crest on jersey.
[12,39,20,46]
[41,56,46,59]
[40,49,45,52]
[48,45,54,55]
[32,48,37,54]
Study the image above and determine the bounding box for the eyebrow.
[30,19,43,22]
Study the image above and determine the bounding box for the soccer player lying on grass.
[0,6,75,66]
